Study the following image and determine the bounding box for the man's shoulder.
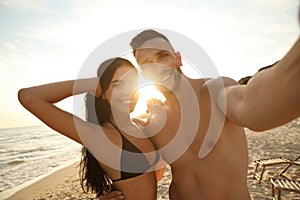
[219,76,239,87]
[188,77,210,88]
[204,76,237,85]
[194,77,238,91]
[187,77,240,98]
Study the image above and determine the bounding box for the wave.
[18,147,49,154]
[0,125,82,193]
[7,160,25,165]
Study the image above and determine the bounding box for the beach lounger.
[270,178,300,200]
[253,157,290,183]
[279,156,300,176]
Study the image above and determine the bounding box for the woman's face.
[103,66,139,113]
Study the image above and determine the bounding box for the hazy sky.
[0,0,299,128]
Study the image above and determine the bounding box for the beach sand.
[4,162,96,200]
[4,118,300,200]
[246,118,300,200]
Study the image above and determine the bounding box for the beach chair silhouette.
[270,178,300,200]
[252,157,290,183]
[279,156,300,176]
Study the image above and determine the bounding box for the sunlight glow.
[130,84,166,119]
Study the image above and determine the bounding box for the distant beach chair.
[253,157,290,183]
[278,156,300,176]
[270,178,300,200]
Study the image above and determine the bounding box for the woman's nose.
[123,82,135,95]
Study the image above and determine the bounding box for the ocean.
[0,125,82,195]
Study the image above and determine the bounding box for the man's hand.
[144,98,166,137]
[98,191,124,200]
[146,98,163,117]
[147,98,163,111]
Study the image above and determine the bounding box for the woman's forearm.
[18,78,99,104]
[18,78,100,144]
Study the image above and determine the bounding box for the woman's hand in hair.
[88,77,102,97]
[95,79,102,97]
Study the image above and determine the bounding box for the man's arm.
[220,37,300,131]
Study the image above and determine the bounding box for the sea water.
[0,125,82,194]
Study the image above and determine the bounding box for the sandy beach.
[3,118,300,200]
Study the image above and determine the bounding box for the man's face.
[135,38,182,93]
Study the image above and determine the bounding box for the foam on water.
[0,125,82,195]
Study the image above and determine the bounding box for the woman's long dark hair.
[79,57,137,196]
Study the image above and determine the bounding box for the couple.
[19,29,300,200]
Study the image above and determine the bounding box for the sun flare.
[130,84,166,119]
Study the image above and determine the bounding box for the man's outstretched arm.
[221,37,300,131]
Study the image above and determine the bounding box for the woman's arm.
[18,78,100,144]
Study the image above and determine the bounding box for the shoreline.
[2,161,171,200]
[0,160,84,200]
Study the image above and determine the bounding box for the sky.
[0,0,299,128]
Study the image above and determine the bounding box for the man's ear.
[175,51,182,66]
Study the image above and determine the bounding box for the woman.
[18,57,162,199]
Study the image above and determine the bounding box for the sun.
[130,84,166,119]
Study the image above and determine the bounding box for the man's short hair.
[130,29,174,56]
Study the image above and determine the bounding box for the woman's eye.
[114,82,126,89]
[115,83,122,88]
[111,83,120,88]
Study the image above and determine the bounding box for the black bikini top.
[108,121,159,182]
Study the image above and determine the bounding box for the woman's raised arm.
[18,78,101,144]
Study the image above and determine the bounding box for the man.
[101,29,300,200]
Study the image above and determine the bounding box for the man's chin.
[154,79,180,95]
[129,105,136,113]
[154,84,175,95]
